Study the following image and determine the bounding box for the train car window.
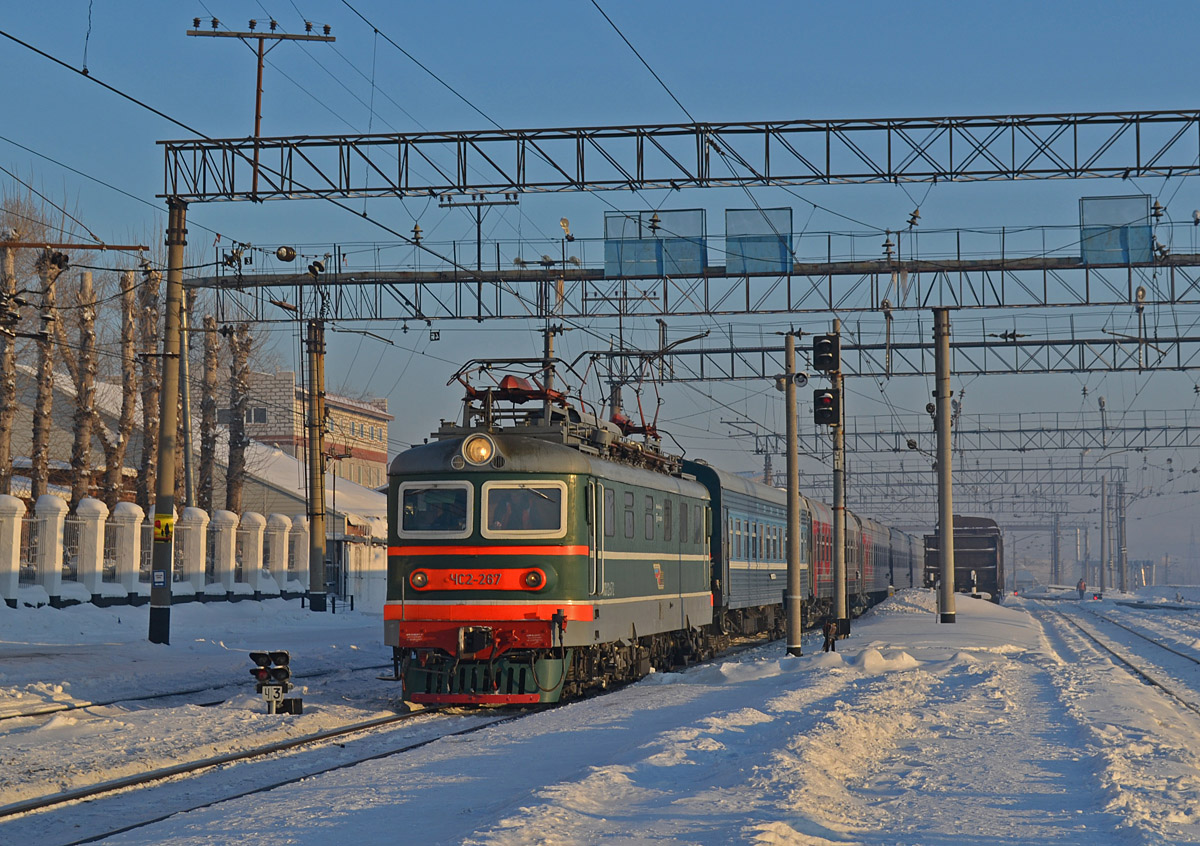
[604,488,616,538]
[481,481,567,539]
[624,491,635,539]
[735,519,742,558]
[695,505,703,545]
[398,482,473,538]
[664,498,673,541]
[679,500,688,544]
[644,495,655,540]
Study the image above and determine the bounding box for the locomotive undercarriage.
[399,619,740,705]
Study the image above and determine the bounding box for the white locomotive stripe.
[598,551,710,562]
[727,561,804,571]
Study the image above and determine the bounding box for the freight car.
[923,515,1005,603]
[386,374,918,705]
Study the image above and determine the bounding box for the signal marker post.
[814,324,848,636]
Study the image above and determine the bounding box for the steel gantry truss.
[745,408,1200,456]
[162,109,1200,200]
[159,105,1200,631]
[779,461,1125,519]
[198,239,1200,321]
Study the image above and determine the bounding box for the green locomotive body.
[386,399,712,704]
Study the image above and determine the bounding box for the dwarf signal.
[249,650,303,715]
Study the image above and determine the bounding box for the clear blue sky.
[2,1,1199,567]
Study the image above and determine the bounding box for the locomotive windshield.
[399,482,472,536]
[482,481,567,537]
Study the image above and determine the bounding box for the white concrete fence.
[0,494,320,608]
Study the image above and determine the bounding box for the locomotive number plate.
[411,568,547,591]
[447,571,504,587]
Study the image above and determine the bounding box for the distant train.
[385,375,920,705]
[923,516,1005,603]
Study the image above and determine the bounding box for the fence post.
[211,510,239,599]
[266,514,291,591]
[0,495,26,607]
[35,495,68,607]
[290,514,310,593]
[179,507,210,594]
[75,497,108,602]
[240,512,268,598]
[111,502,145,601]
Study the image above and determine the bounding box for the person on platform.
[1077,577,1086,600]
[822,618,838,653]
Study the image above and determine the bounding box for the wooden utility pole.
[149,199,186,644]
[187,19,335,199]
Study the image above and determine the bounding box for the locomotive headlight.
[462,434,495,466]
[522,569,545,589]
[410,570,429,589]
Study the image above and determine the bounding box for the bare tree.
[50,271,98,509]
[93,269,139,508]
[69,271,97,507]
[198,313,218,512]
[136,269,162,511]
[225,323,252,514]
[30,249,68,501]
[0,243,16,495]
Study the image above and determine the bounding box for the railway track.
[1082,608,1200,667]
[1,629,799,844]
[1045,605,1200,719]
[70,711,530,846]
[0,660,395,722]
[1,705,531,846]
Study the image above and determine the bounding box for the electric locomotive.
[386,376,714,704]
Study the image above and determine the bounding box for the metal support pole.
[1117,480,1128,593]
[832,319,848,632]
[149,198,186,644]
[1051,514,1060,584]
[785,333,803,656]
[934,308,956,623]
[1082,525,1091,586]
[179,298,195,508]
[252,35,264,197]
[1099,477,1108,594]
[306,319,327,612]
[542,324,560,424]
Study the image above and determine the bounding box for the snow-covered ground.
[3,588,1200,845]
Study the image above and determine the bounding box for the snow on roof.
[243,439,386,522]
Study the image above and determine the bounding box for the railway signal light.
[814,389,840,425]
[249,650,302,715]
[813,334,840,372]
